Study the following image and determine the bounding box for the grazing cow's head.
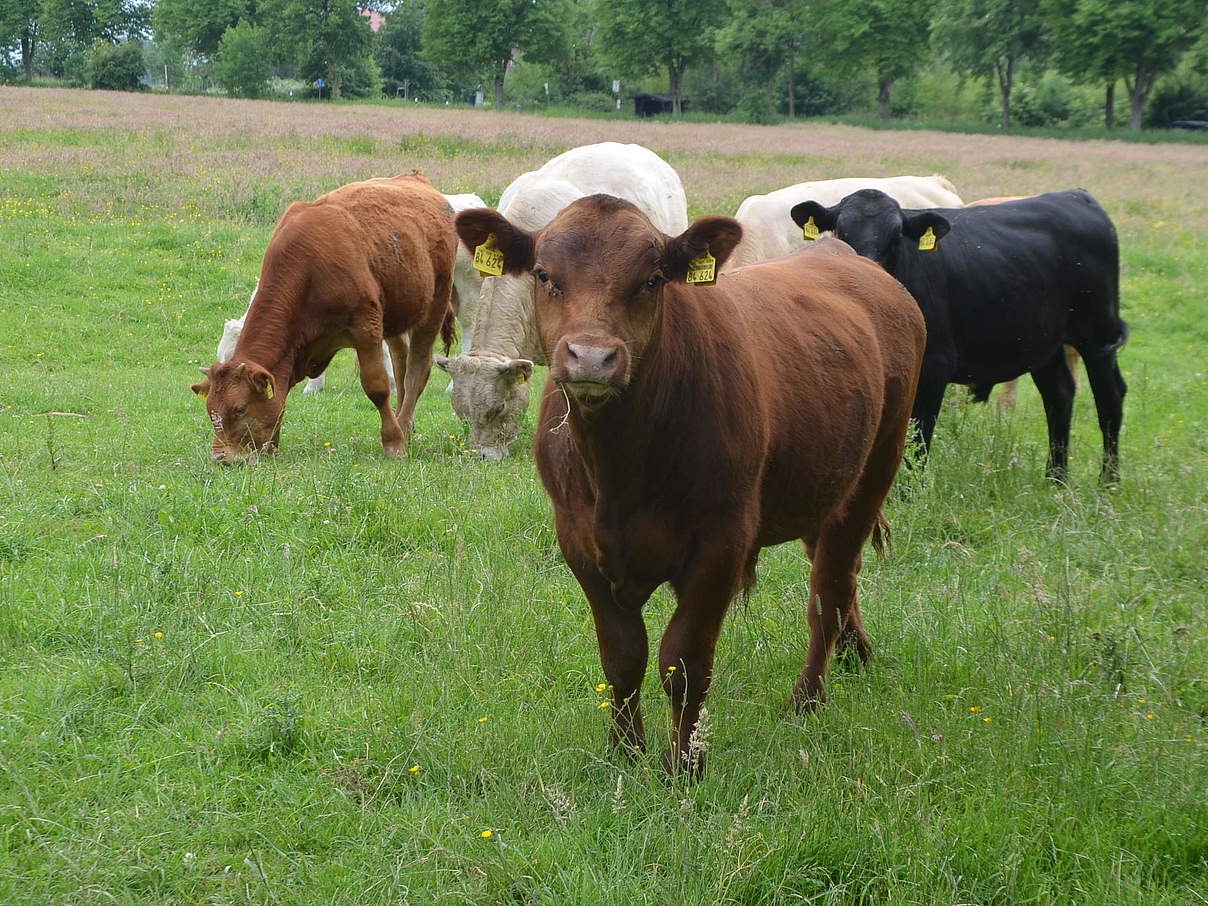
[790,189,950,268]
[434,352,534,460]
[455,195,742,410]
[191,360,284,462]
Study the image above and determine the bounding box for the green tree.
[717,0,801,115]
[809,0,930,119]
[1045,0,1207,131]
[0,0,40,78]
[376,0,438,97]
[213,20,271,97]
[154,0,257,58]
[424,0,568,109]
[38,0,149,78]
[932,0,1046,130]
[595,0,723,114]
[85,38,144,89]
[263,0,378,98]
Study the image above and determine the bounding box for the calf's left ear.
[901,211,951,245]
[191,378,210,399]
[455,209,535,276]
[665,216,744,282]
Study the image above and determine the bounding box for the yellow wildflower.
[154,631,164,639]
[598,701,610,709]
[480,830,493,839]
[408,765,421,774]
[595,683,608,692]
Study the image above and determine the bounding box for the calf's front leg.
[660,545,744,777]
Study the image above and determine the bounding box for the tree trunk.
[878,77,894,120]
[21,30,34,79]
[1125,65,1154,131]
[996,56,1015,130]
[332,71,341,99]
[786,48,795,117]
[1104,81,1115,130]
[494,61,506,109]
[669,63,684,115]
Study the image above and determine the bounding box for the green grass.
[0,100,1205,904]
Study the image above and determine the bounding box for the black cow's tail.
[440,304,457,355]
[1083,319,1129,362]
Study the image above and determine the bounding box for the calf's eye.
[645,275,661,290]
[535,269,549,283]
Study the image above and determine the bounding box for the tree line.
[2,0,1206,131]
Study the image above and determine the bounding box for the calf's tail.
[440,304,457,355]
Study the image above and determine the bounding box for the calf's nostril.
[602,349,617,367]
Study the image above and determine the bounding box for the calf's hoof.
[661,747,706,780]
[834,631,873,669]
[792,679,827,715]
[383,442,406,459]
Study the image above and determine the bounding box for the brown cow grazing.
[192,174,457,461]
[456,195,926,775]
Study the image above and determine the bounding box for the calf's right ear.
[191,379,211,399]
[790,201,838,236]
[455,209,535,276]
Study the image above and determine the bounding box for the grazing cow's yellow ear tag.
[802,216,820,241]
[686,248,717,286]
[473,233,505,276]
[264,378,274,399]
[918,227,938,251]
[197,388,207,400]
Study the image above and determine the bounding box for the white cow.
[215,193,487,395]
[435,142,689,460]
[727,175,964,270]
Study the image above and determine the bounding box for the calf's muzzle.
[553,337,628,393]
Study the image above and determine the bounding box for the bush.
[566,91,617,113]
[1145,82,1208,128]
[735,90,781,124]
[85,42,145,91]
[213,22,271,99]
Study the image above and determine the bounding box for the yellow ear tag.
[265,378,274,399]
[686,248,717,286]
[918,227,937,251]
[473,233,505,276]
[802,216,820,241]
[198,388,207,400]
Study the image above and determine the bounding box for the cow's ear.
[790,201,838,235]
[434,355,453,374]
[665,216,744,281]
[455,208,535,276]
[901,211,951,244]
[496,358,534,383]
[191,379,210,399]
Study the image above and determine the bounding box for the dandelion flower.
[595,683,608,692]
[969,706,982,713]
[408,764,421,773]
[598,701,610,709]
[154,631,164,639]
[480,830,493,838]
[1146,713,1155,720]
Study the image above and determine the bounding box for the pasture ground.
[0,88,1205,905]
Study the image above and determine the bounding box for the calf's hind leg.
[355,339,407,457]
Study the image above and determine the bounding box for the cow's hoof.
[792,681,826,715]
[661,747,706,780]
[383,443,405,459]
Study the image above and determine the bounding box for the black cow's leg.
[909,374,948,467]
[1083,352,1126,485]
[1030,346,1077,482]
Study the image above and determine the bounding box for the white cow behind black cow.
[435,142,690,461]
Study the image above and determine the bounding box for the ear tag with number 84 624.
[802,216,820,241]
[918,227,938,251]
[686,248,717,286]
[473,233,505,276]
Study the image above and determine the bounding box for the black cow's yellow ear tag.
[686,248,717,286]
[265,377,274,399]
[473,233,505,276]
[918,227,938,251]
[802,216,820,241]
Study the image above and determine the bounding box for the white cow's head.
[435,353,534,460]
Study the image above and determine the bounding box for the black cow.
[790,189,1127,484]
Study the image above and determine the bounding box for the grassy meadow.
[0,88,1205,904]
